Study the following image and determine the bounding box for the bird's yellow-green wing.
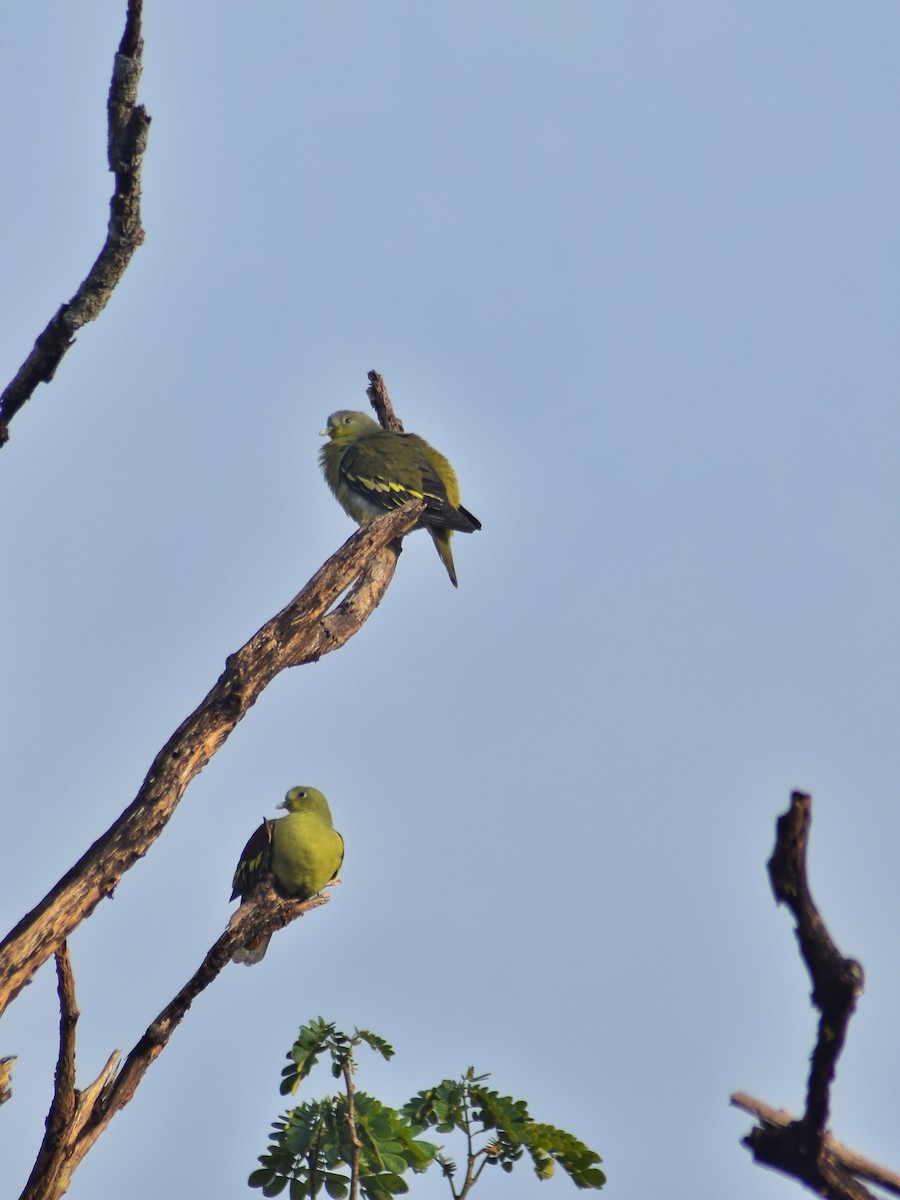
[230,817,274,902]
[340,433,479,532]
[339,433,442,510]
[319,410,481,585]
[230,817,277,966]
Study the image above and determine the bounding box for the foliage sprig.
[251,1020,605,1200]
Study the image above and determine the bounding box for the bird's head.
[320,410,382,442]
[279,786,332,821]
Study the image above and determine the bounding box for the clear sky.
[3,3,900,1198]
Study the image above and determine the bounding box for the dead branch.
[0,1056,15,1105]
[18,947,85,1200]
[367,370,404,432]
[0,0,150,447]
[732,791,872,1200]
[731,1094,900,1198]
[18,883,332,1200]
[0,499,424,1019]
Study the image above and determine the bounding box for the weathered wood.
[0,500,424,1018]
[0,0,150,446]
[16,882,334,1200]
[732,1094,900,1198]
[732,792,871,1200]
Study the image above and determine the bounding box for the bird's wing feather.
[339,437,437,509]
[230,817,274,901]
[332,831,345,880]
[339,436,478,530]
[455,503,482,532]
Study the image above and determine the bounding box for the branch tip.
[0,0,149,445]
[736,793,874,1199]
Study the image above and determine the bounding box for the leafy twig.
[342,1057,362,1200]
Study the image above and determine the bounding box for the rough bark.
[366,369,405,432]
[0,500,424,1020]
[0,0,150,446]
[732,791,880,1200]
[732,1093,900,1198]
[18,881,332,1200]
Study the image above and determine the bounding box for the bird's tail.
[232,932,272,966]
[429,528,459,587]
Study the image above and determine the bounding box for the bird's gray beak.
[319,426,330,437]
[276,799,288,811]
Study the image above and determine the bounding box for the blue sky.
[3,3,900,1198]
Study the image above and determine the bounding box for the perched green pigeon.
[230,786,344,966]
[319,409,481,587]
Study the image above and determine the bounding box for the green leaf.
[378,1173,410,1195]
[401,1081,467,1133]
[257,1022,604,1199]
[261,1176,288,1197]
[582,1168,608,1188]
[288,1177,309,1200]
[469,1084,529,1140]
[354,1030,395,1061]
[533,1154,555,1180]
[281,1101,330,1158]
[249,1168,277,1189]
[358,1173,409,1198]
[523,1121,605,1188]
[281,1018,337,1096]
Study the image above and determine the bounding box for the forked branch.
[19,883,334,1200]
[732,1093,900,1198]
[732,791,876,1200]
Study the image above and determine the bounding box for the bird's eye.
[343,416,353,425]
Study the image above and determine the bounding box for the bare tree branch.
[18,1048,120,1200]
[17,882,334,1200]
[367,370,404,432]
[0,500,424,1019]
[19,947,81,1200]
[0,1056,15,1105]
[732,791,871,1200]
[767,794,865,1135]
[0,0,150,447]
[731,1094,900,1198]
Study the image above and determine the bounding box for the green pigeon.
[319,410,481,587]
[230,786,344,966]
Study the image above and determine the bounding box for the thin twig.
[342,1059,362,1200]
[455,1089,478,1200]
[0,0,150,446]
